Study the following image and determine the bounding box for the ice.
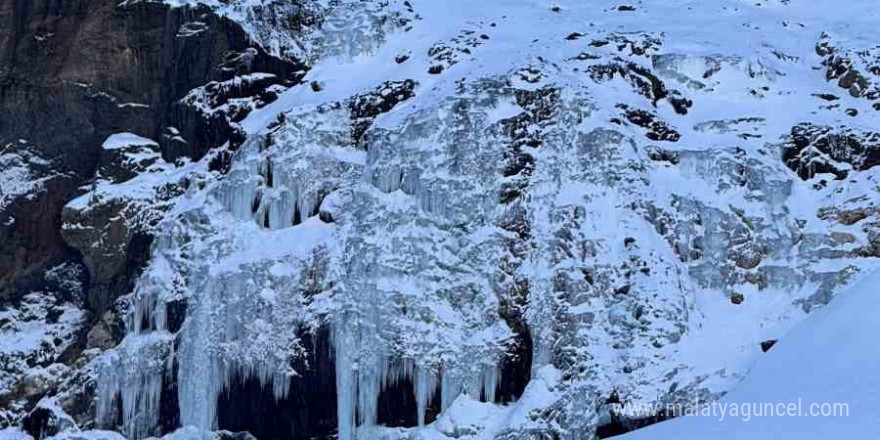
[95,333,174,440]
[215,170,261,222]
[414,366,439,427]
[78,0,880,439]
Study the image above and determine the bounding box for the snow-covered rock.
[2,0,880,439]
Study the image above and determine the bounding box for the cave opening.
[157,357,180,434]
[496,321,534,404]
[211,319,531,440]
[375,366,442,427]
[216,327,338,440]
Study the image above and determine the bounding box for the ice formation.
[60,0,880,439]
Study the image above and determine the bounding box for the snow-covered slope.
[621,268,880,439]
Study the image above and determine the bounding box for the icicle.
[371,165,403,193]
[465,368,482,401]
[528,281,554,375]
[481,364,499,403]
[127,277,171,336]
[178,273,245,431]
[267,195,288,229]
[438,361,501,412]
[400,167,421,196]
[298,195,313,225]
[357,359,381,433]
[416,182,450,218]
[251,188,263,214]
[415,365,438,427]
[333,302,396,440]
[216,171,260,221]
[333,321,357,440]
[380,358,414,390]
[440,369,461,411]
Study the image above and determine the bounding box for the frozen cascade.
[217,170,262,222]
[177,271,298,432]
[439,363,501,411]
[49,2,880,440]
[440,373,459,413]
[95,332,174,440]
[334,319,357,440]
[94,78,533,440]
[229,145,331,230]
[481,364,500,403]
[98,205,305,438]
[127,254,181,336]
[96,246,183,438]
[128,278,165,336]
[333,312,503,440]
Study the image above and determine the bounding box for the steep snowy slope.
[1,0,880,440]
[621,268,880,439]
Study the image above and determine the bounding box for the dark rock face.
[816,33,880,104]
[760,339,777,353]
[615,104,681,142]
[97,138,162,184]
[588,59,691,114]
[494,85,561,406]
[782,123,880,180]
[375,363,436,428]
[0,259,89,416]
[595,412,670,439]
[500,86,560,204]
[0,0,303,307]
[496,324,533,404]
[0,169,80,301]
[349,79,417,148]
[216,431,259,440]
[22,403,77,440]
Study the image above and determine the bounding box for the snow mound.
[622,269,880,439]
[101,134,158,151]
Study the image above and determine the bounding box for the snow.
[0,141,52,211]
[0,429,31,440]
[622,269,880,439]
[101,133,158,151]
[0,296,82,356]
[0,289,86,395]
[0,429,128,440]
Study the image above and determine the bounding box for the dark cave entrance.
[158,357,180,433]
[209,318,534,439]
[375,363,443,427]
[216,327,338,440]
[496,323,533,404]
